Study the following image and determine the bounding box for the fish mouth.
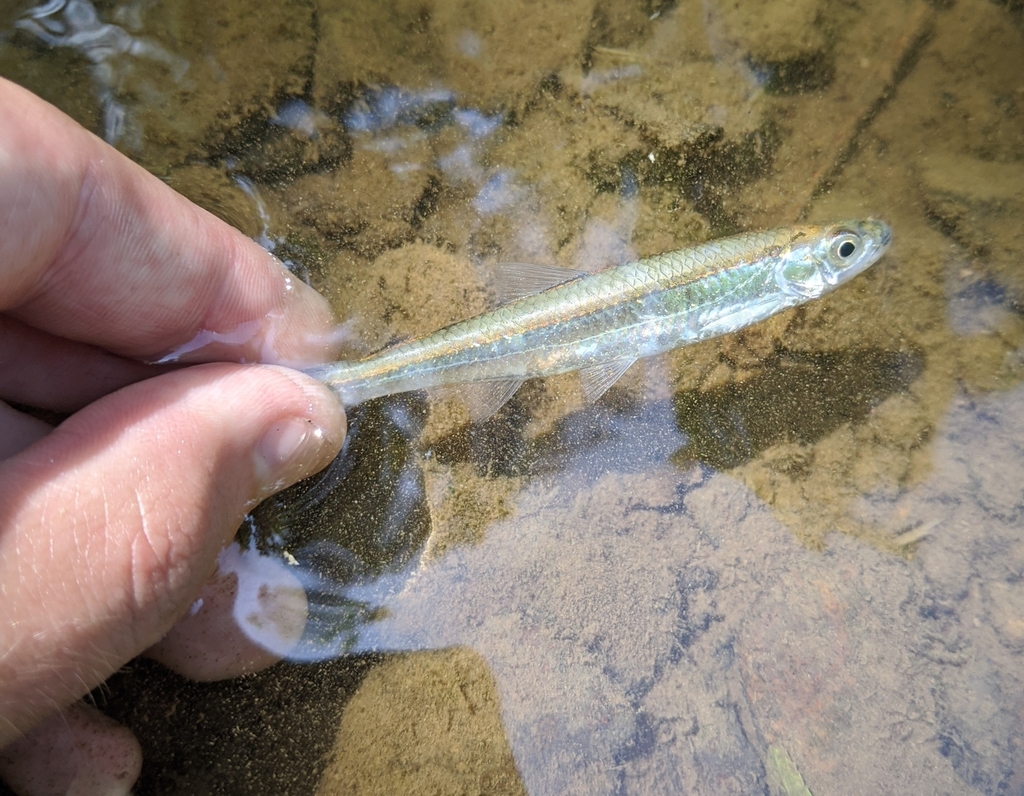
[876,220,893,249]
[851,218,892,267]
[864,218,892,251]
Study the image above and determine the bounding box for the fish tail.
[305,361,360,404]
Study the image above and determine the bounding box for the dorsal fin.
[494,262,589,304]
[578,358,636,403]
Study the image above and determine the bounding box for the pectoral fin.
[578,358,636,403]
[696,295,787,337]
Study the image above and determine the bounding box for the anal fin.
[578,359,636,403]
[450,378,526,422]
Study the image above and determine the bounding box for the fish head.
[774,218,892,299]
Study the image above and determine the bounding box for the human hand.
[0,78,346,792]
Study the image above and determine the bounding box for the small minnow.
[309,219,891,419]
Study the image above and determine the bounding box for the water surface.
[3,0,1024,793]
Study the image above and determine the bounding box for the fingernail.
[253,380,344,500]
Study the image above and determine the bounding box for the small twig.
[892,518,942,548]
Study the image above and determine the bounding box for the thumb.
[0,363,344,745]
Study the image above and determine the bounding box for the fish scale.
[309,219,891,417]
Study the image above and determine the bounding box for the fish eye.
[830,232,861,261]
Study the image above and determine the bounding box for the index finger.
[0,78,335,366]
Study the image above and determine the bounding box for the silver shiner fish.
[310,219,891,419]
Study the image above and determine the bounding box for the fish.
[308,219,891,419]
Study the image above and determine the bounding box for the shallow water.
[3,0,1024,793]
